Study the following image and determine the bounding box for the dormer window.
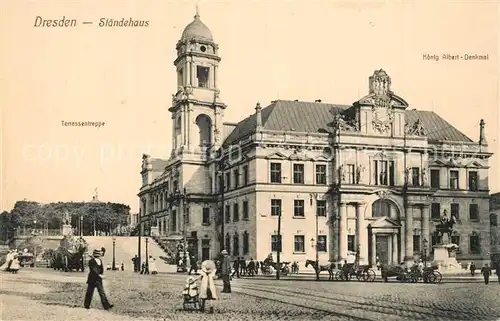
[197,66,209,88]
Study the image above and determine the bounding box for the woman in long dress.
[198,260,218,313]
[9,253,20,274]
[0,250,14,271]
[149,257,158,275]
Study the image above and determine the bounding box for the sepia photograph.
[1,0,499,320]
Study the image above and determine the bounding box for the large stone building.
[138,10,494,267]
[490,193,500,267]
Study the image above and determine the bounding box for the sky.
[1,0,499,213]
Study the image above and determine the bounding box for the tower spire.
[195,3,200,19]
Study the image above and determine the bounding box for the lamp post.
[112,236,116,270]
[145,237,149,273]
[33,220,37,235]
[276,210,282,280]
[33,220,37,267]
[310,237,320,281]
[80,216,84,236]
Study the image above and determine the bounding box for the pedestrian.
[470,262,476,276]
[247,258,255,277]
[120,262,124,271]
[495,263,500,284]
[198,260,218,313]
[481,263,492,284]
[132,255,139,272]
[9,253,20,274]
[84,249,113,310]
[220,250,231,293]
[239,257,247,276]
[231,257,240,278]
[188,255,198,275]
[255,261,259,275]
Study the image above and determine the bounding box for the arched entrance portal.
[368,198,401,266]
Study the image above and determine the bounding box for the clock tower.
[354,69,409,137]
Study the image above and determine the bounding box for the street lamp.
[310,237,320,281]
[145,237,149,273]
[112,236,116,270]
[80,216,84,236]
[275,210,282,280]
[33,220,37,234]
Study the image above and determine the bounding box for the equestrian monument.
[432,210,465,273]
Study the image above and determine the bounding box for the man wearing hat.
[220,250,232,293]
[84,249,113,310]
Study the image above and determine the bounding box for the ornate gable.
[265,151,287,160]
[371,216,401,228]
[465,160,484,168]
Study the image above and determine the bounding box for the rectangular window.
[271,235,282,252]
[233,235,239,256]
[225,205,230,223]
[293,164,304,184]
[413,235,421,253]
[271,199,282,216]
[243,232,249,255]
[451,203,459,220]
[270,163,282,183]
[469,235,480,254]
[451,235,460,252]
[225,172,231,191]
[196,66,209,88]
[316,164,327,185]
[233,203,239,222]
[316,235,327,252]
[218,175,223,193]
[172,210,177,232]
[316,200,327,217]
[293,200,305,217]
[430,169,440,188]
[469,204,479,221]
[243,165,249,185]
[225,235,230,254]
[373,160,395,186]
[185,207,190,224]
[294,235,305,253]
[242,201,249,220]
[449,170,459,190]
[411,167,420,187]
[202,208,210,225]
[346,164,355,184]
[233,169,239,188]
[468,171,478,191]
[431,203,441,220]
[347,235,355,252]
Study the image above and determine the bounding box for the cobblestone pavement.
[1,269,499,321]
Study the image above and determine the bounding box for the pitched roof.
[223,100,474,145]
[150,158,168,172]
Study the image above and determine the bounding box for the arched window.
[174,116,182,148]
[491,213,498,227]
[233,233,240,256]
[195,114,212,147]
[372,199,392,218]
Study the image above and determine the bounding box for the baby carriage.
[182,276,201,311]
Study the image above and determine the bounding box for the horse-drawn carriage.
[51,235,88,272]
[335,262,376,282]
[381,264,442,284]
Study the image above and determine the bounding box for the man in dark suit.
[496,263,500,284]
[220,250,232,293]
[481,263,492,285]
[84,249,113,310]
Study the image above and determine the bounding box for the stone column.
[405,205,414,261]
[191,60,196,86]
[421,205,430,244]
[355,203,364,261]
[392,234,398,264]
[387,236,392,264]
[371,232,376,264]
[339,203,348,261]
[214,65,218,88]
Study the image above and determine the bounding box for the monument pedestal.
[62,224,72,236]
[432,244,465,274]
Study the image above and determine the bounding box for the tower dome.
[181,8,214,42]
